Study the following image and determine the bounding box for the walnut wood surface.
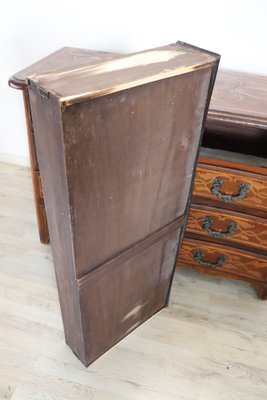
[9,47,119,89]
[186,204,267,254]
[208,70,267,125]
[27,44,218,365]
[28,42,218,106]
[177,238,267,283]
[60,68,213,277]
[193,163,267,214]
[203,70,267,157]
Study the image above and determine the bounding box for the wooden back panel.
[62,69,214,276]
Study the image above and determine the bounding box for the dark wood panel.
[62,68,213,277]
[78,220,183,366]
[28,82,86,361]
[24,43,219,365]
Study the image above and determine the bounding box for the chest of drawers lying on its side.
[176,152,267,299]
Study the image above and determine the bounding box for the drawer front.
[193,164,267,213]
[186,205,267,253]
[177,238,267,281]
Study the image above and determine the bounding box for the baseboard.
[0,153,30,167]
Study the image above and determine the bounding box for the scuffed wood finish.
[27,42,219,365]
[61,68,213,277]
[177,238,267,287]
[28,42,218,107]
[186,204,267,253]
[193,163,267,215]
[78,219,183,365]
[9,47,119,89]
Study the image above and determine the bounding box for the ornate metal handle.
[202,217,238,239]
[211,177,250,203]
[193,250,227,269]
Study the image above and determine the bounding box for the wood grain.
[61,68,213,277]
[208,70,267,124]
[193,163,267,214]
[8,47,119,89]
[27,44,218,365]
[186,204,267,253]
[203,70,267,157]
[177,238,267,283]
[28,42,219,106]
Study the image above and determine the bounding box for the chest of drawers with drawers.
[177,70,267,299]
[177,148,267,298]
[10,54,267,299]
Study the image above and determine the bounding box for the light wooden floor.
[1,161,267,400]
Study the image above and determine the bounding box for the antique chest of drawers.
[10,43,219,365]
[10,56,267,301]
[176,71,267,299]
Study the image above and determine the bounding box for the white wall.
[1,0,266,165]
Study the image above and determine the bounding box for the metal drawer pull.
[194,250,227,269]
[202,217,238,238]
[211,177,250,203]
